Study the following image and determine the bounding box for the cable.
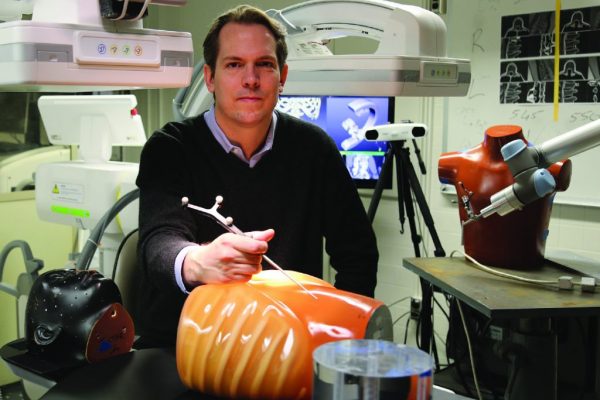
[134,0,151,20]
[415,280,442,372]
[452,333,476,398]
[431,295,450,366]
[456,299,483,400]
[504,352,521,398]
[403,315,411,344]
[76,188,140,271]
[433,293,450,321]
[386,296,410,308]
[451,250,556,285]
[393,311,410,327]
[446,301,475,398]
[415,298,441,373]
[418,293,441,371]
[415,300,422,348]
[450,249,598,291]
[430,321,441,371]
[387,296,411,345]
[112,0,130,20]
[433,329,450,367]
[111,228,139,280]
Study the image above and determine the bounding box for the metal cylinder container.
[313,339,433,400]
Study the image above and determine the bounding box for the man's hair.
[203,5,288,74]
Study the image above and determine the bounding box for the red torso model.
[439,125,571,269]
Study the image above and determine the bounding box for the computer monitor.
[276,95,394,189]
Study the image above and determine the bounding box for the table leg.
[419,278,434,354]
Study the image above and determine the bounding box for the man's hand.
[182,229,275,287]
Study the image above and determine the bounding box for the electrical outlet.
[488,325,504,341]
[410,297,422,320]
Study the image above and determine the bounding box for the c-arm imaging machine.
[174,0,471,119]
[271,0,470,96]
[0,0,192,91]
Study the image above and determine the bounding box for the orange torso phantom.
[176,270,391,399]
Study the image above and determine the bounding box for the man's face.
[205,22,288,131]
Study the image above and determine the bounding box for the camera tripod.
[366,138,445,356]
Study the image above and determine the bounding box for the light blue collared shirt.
[174,106,278,293]
[204,105,277,167]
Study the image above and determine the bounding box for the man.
[134,5,378,348]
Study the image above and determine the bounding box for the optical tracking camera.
[365,123,428,141]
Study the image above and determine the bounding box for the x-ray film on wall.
[500,6,600,104]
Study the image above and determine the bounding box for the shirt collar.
[204,106,277,168]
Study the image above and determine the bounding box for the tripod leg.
[396,148,420,256]
[399,148,446,257]
[396,144,445,358]
[367,145,394,222]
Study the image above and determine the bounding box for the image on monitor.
[276,95,394,189]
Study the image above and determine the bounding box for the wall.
[0,193,73,385]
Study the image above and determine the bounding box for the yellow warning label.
[52,184,59,194]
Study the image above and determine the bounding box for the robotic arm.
[468,119,600,224]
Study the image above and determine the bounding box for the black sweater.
[134,111,378,347]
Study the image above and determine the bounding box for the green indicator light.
[51,205,90,218]
[340,151,385,156]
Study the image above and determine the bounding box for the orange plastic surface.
[439,125,571,268]
[176,270,386,399]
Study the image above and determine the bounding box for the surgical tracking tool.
[181,196,318,299]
